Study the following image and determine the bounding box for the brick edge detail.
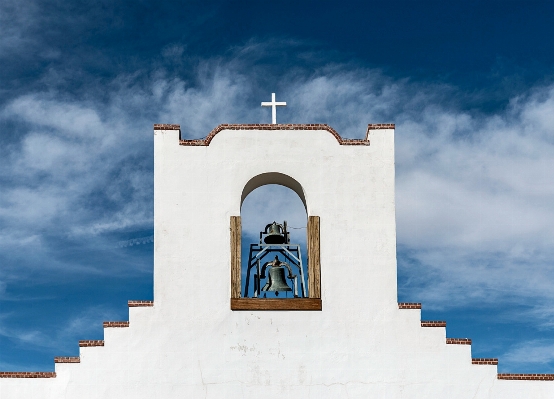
[0,372,56,378]
[3,371,550,381]
[153,124,180,130]
[54,357,80,363]
[498,374,554,381]
[365,123,395,139]
[103,321,129,328]
[169,124,394,147]
[128,300,153,307]
[398,302,421,309]
[446,338,472,345]
[79,340,104,347]
[421,321,447,327]
[472,358,498,365]
[367,123,395,129]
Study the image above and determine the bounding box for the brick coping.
[498,374,554,380]
[472,358,498,365]
[54,357,80,363]
[1,300,550,379]
[128,300,153,307]
[103,321,129,328]
[154,124,180,130]
[154,123,395,147]
[446,338,472,345]
[398,302,421,309]
[0,372,56,378]
[79,340,104,347]
[2,371,551,380]
[421,321,447,327]
[398,302,552,378]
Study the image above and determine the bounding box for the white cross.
[261,93,286,124]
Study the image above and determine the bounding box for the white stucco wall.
[1,125,552,398]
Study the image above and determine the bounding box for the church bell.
[262,266,293,293]
[263,221,287,244]
[244,221,307,298]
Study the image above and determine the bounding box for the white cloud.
[0,306,118,352]
[4,96,105,139]
[0,50,553,321]
[394,86,554,310]
[503,340,554,367]
[0,0,38,54]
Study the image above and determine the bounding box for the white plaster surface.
[1,126,553,398]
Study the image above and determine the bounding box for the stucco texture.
[1,126,552,398]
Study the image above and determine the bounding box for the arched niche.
[231,172,321,311]
[240,172,307,214]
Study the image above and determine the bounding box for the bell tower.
[2,119,553,398]
[153,123,398,315]
[243,221,307,299]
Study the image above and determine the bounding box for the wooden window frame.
[230,216,322,310]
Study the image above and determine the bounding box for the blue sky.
[1,0,554,373]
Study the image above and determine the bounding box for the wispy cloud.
[0,0,38,55]
[0,42,553,372]
[395,85,554,311]
[0,305,117,352]
[503,340,554,370]
[2,48,554,281]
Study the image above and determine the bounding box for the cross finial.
[261,93,286,124]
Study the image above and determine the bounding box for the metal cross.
[261,93,286,124]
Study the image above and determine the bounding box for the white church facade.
[1,115,553,397]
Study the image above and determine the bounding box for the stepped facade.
[1,123,552,398]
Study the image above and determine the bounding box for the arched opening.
[230,173,321,310]
[240,172,307,213]
[241,184,308,299]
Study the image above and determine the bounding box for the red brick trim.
[367,123,395,129]
[79,340,104,347]
[178,124,372,146]
[54,357,80,363]
[365,124,395,139]
[154,124,180,130]
[128,300,153,307]
[446,338,472,345]
[103,321,129,328]
[498,374,554,381]
[421,321,446,327]
[398,302,421,309]
[472,358,498,365]
[0,372,56,378]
